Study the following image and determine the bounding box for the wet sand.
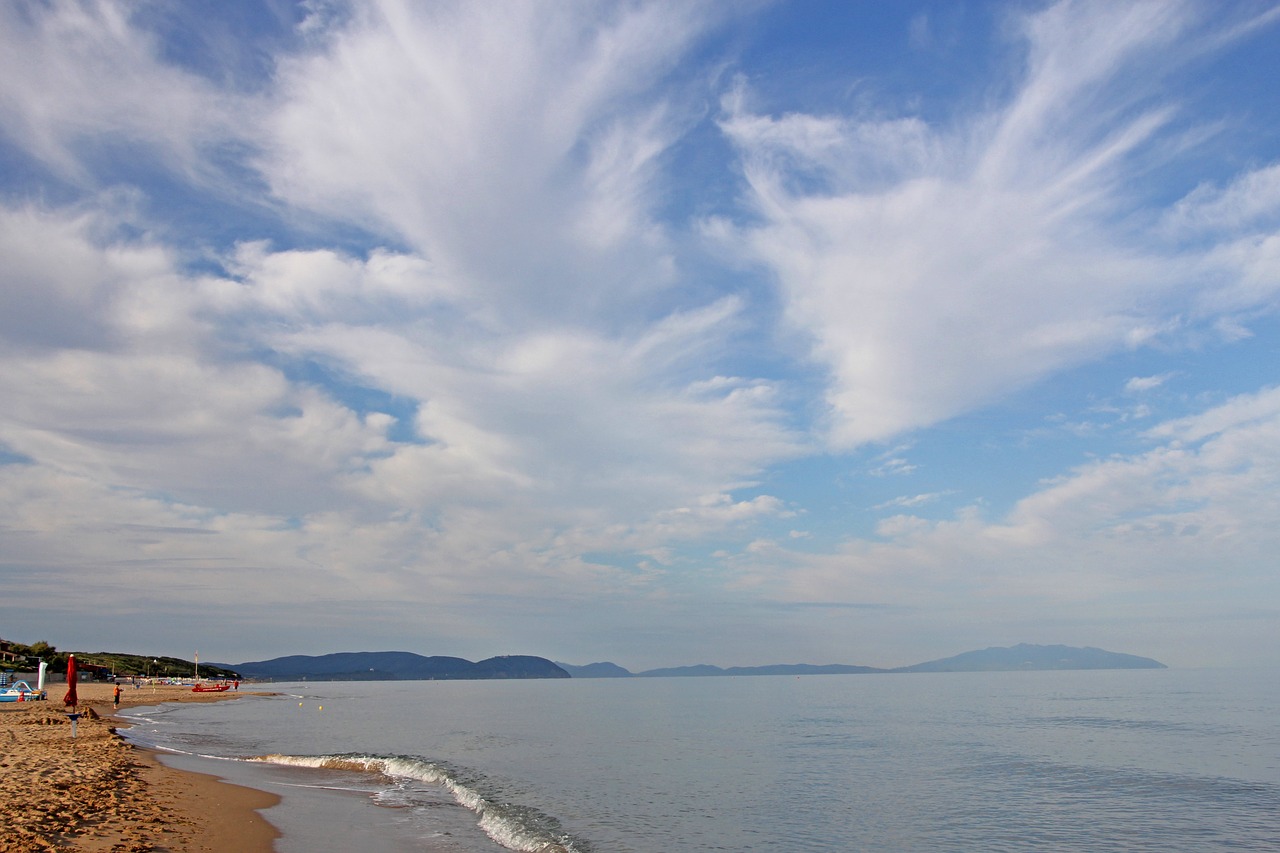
[0,681,278,853]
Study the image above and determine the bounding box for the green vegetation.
[3,639,240,679]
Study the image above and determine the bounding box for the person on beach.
[113,683,121,708]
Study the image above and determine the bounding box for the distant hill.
[228,644,1166,682]
[557,644,1165,678]
[234,652,568,681]
[892,644,1167,673]
[555,661,633,678]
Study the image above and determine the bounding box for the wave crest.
[249,752,589,852]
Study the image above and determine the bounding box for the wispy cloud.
[871,492,950,511]
[731,383,1280,663]
[0,2,251,187]
[1125,373,1175,393]
[868,444,918,477]
[716,0,1280,449]
[0,3,803,660]
[256,1,725,321]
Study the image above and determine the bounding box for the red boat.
[191,683,232,693]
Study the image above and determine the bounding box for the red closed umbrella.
[63,654,78,709]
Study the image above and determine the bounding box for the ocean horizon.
[123,667,1280,852]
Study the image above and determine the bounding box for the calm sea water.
[121,668,1280,852]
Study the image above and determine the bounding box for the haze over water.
[125,668,1279,852]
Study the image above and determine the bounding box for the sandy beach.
[0,681,279,853]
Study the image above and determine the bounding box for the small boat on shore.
[0,680,46,702]
[191,682,231,693]
[189,652,233,692]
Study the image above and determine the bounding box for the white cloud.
[0,1,243,184]
[738,386,1280,644]
[1144,385,1280,445]
[0,185,803,644]
[224,241,456,320]
[869,444,919,477]
[872,492,948,511]
[1163,163,1280,237]
[256,0,722,325]
[716,1,1280,449]
[1125,373,1174,393]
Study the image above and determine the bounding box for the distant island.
[220,644,1165,682]
[889,643,1167,673]
[558,644,1166,678]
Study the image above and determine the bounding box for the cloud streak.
[718,0,1280,448]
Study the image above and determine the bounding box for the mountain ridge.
[226,644,1165,682]
[557,644,1165,678]
[890,643,1167,673]
[231,651,569,681]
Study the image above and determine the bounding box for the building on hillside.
[0,638,25,666]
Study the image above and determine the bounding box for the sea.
[119,667,1280,852]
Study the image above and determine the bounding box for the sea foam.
[250,753,588,852]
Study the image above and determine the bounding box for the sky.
[1,0,1278,671]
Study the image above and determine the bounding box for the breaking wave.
[250,753,591,853]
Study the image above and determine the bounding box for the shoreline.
[0,681,280,852]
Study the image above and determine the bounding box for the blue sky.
[2,0,1279,670]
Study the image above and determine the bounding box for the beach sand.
[0,681,279,853]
